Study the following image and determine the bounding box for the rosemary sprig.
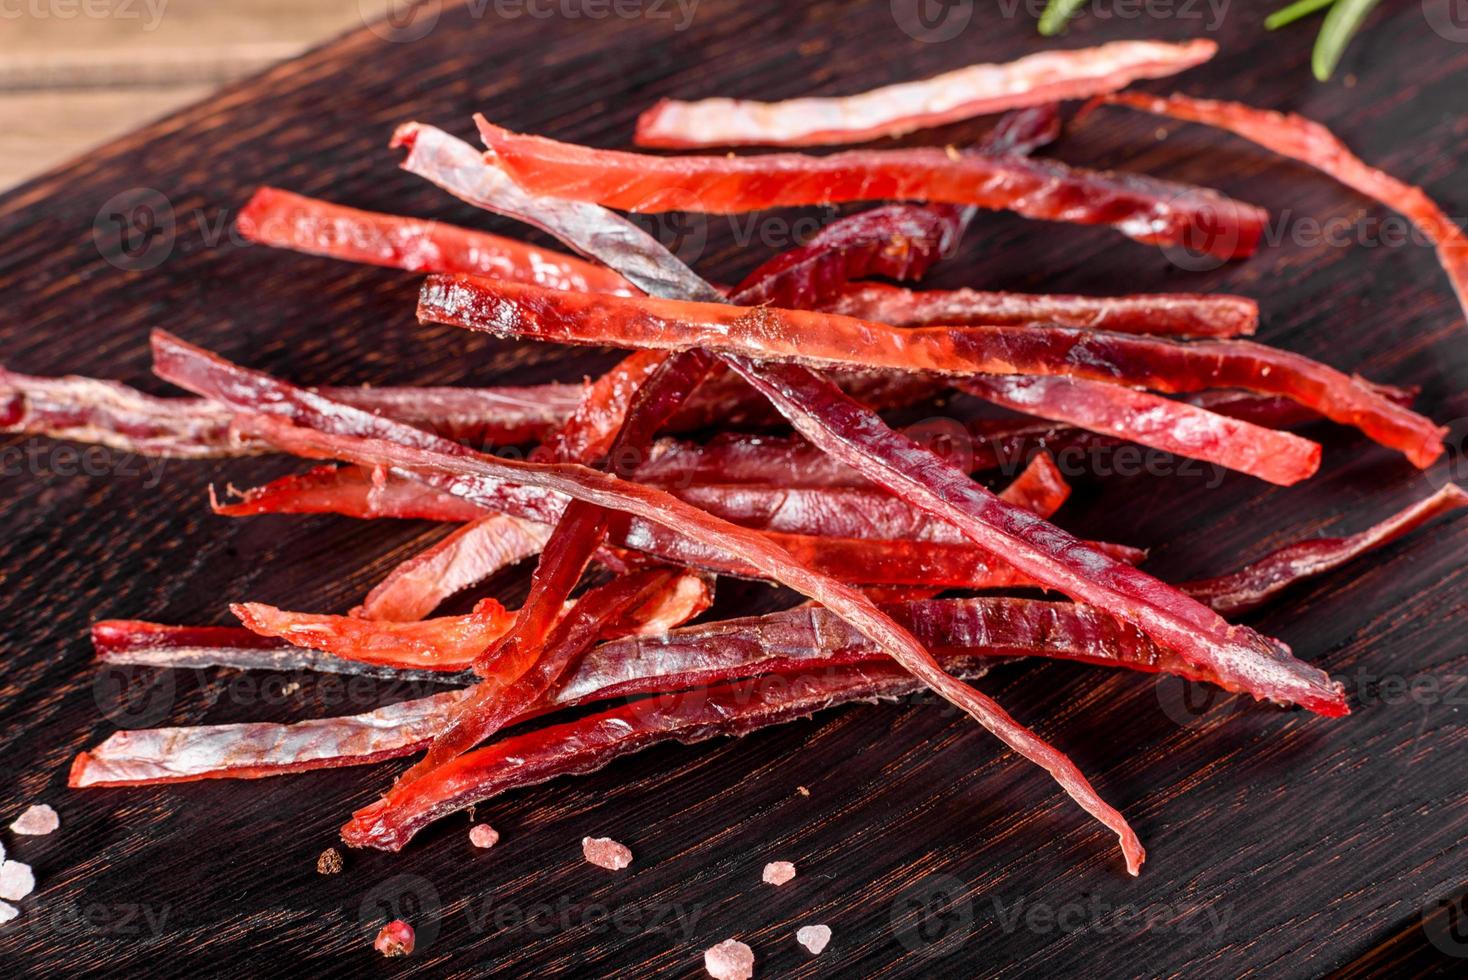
[1312,0,1381,80]
[1265,0,1337,31]
[1037,0,1090,37]
[1035,0,1384,82]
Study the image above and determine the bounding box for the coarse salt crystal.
[0,901,19,926]
[704,938,754,980]
[469,824,500,849]
[761,861,796,886]
[10,804,58,836]
[373,919,415,957]
[796,924,831,955]
[582,836,632,870]
[0,861,34,902]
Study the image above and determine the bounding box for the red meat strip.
[634,39,1214,147]
[823,281,1258,337]
[477,117,1265,260]
[1099,92,1468,325]
[236,186,635,294]
[958,374,1321,486]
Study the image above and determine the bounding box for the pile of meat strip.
[8,40,1464,880]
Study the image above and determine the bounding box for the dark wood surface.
[1,2,1465,976]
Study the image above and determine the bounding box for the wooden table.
[1,1,1465,976]
[0,1,368,191]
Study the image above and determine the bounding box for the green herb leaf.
[1265,0,1337,31]
[1038,0,1091,37]
[1312,0,1381,80]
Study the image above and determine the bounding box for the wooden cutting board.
[1,2,1465,975]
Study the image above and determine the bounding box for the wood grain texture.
[0,2,1466,976]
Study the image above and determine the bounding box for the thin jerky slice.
[477,117,1264,259]
[236,186,635,294]
[823,281,1258,337]
[731,205,975,311]
[1100,92,1468,325]
[958,374,1321,486]
[1183,483,1468,615]
[634,39,1214,147]
[91,619,473,683]
[0,365,587,458]
[629,391,1338,489]
[357,514,551,622]
[232,599,514,672]
[235,572,709,674]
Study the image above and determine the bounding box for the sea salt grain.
[469,824,500,849]
[10,804,59,836]
[796,924,831,955]
[0,901,18,926]
[703,938,754,980]
[761,861,796,886]
[0,861,34,902]
[582,836,632,870]
[373,919,415,957]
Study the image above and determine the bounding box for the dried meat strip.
[477,117,1264,260]
[634,40,1214,147]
